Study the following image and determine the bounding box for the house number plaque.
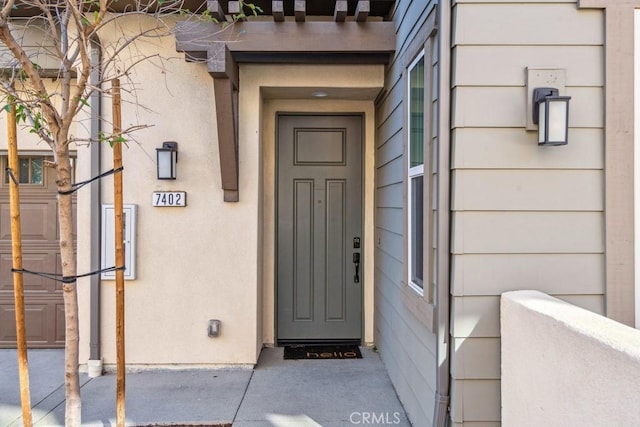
[152,191,187,207]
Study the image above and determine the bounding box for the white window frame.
[407,51,426,296]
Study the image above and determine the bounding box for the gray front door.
[277,114,363,343]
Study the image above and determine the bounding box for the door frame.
[257,95,378,348]
[274,112,365,344]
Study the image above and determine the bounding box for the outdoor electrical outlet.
[208,319,221,337]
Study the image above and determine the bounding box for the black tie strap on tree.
[11,266,125,284]
[5,167,18,185]
[58,166,124,195]
[9,164,125,282]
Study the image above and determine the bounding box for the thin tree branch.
[0,0,15,21]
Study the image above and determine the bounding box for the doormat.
[283,345,362,360]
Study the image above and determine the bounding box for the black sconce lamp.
[156,141,178,180]
[532,88,571,146]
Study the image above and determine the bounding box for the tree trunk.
[55,143,81,427]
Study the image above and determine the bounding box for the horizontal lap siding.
[452,254,604,296]
[453,212,603,253]
[375,1,439,426]
[451,0,604,425]
[452,170,603,211]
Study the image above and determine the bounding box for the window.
[408,53,425,294]
[3,156,44,185]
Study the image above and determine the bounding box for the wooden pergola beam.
[295,0,306,22]
[176,21,395,55]
[355,0,370,22]
[334,0,347,22]
[272,0,284,21]
[207,0,226,22]
[228,1,247,21]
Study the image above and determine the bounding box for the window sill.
[408,280,424,296]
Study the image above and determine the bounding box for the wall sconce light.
[532,88,571,146]
[156,141,178,180]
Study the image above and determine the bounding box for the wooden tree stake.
[112,79,126,427]
[7,97,33,426]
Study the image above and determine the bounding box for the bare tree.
[0,0,257,425]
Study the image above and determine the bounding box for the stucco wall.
[501,290,640,426]
[450,1,605,424]
[91,15,260,365]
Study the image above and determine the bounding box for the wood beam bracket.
[208,43,239,202]
[175,38,240,201]
[334,0,347,22]
[213,77,239,202]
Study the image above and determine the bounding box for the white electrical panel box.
[101,204,137,280]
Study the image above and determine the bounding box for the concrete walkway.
[0,347,411,426]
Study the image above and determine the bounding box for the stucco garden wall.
[501,290,640,426]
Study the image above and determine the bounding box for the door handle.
[353,252,360,283]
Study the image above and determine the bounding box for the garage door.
[0,155,75,348]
